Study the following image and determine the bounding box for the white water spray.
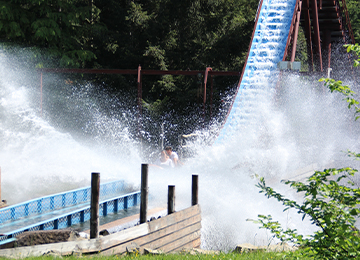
[0,52,143,205]
[1,47,360,251]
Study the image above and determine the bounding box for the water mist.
[1,48,360,251]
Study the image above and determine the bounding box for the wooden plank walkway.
[101,204,201,255]
[0,204,201,258]
[84,207,167,235]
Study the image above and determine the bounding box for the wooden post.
[168,185,175,214]
[192,175,198,206]
[140,164,148,224]
[90,172,100,239]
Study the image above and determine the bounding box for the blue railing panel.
[0,180,125,225]
[0,190,141,242]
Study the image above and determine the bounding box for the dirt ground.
[15,230,83,247]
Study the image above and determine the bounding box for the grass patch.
[0,250,312,260]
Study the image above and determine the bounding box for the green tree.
[0,0,104,67]
[0,0,260,149]
[92,0,258,147]
[346,0,360,43]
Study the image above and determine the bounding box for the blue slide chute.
[216,0,297,143]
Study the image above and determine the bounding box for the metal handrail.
[0,180,125,224]
[0,190,141,242]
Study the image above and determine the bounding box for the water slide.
[215,0,297,143]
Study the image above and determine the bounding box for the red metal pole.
[291,1,302,62]
[137,65,142,148]
[40,72,43,117]
[37,68,240,76]
[203,67,212,121]
[325,30,332,69]
[210,76,213,121]
[311,0,323,72]
[282,0,300,61]
[203,67,212,104]
[303,0,314,71]
[137,65,142,116]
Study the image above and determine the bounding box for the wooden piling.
[168,185,175,214]
[90,172,100,239]
[192,175,198,206]
[140,164,148,224]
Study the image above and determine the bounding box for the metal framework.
[0,180,125,225]
[38,67,240,121]
[0,191,140,243]
[283,0,355,72]
[0,179,141,243]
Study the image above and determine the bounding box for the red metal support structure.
[203,67,212,121]
[38,67,240,140]
[324,30,332,69]
[38,68,239,76]
[290,0,302,62]
[38,68,239,118]
[137,65,142,117]
[311,0,323,72]
[137,65,142,150]
[283,0,301,61]
[210,76,213,120]
[303,0,314,71]
[40,72,43,117]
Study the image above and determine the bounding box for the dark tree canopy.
[0,0,106,67]
[1,0,359,151]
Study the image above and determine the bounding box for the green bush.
[252,44,360,259]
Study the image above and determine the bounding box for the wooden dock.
[84,207,167,235]
[0,205,201,258]
[0,166,202,257]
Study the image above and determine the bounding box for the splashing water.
[0,52,143,205]
[184,71,360,250]
[1,45,360,252]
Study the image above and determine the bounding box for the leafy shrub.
[252,44,360,259]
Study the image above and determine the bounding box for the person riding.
[154,150,174,168]
[165,146,180,166]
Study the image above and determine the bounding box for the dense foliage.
[346,0,360,43]
[0,0,259,150]
[1,0,360,151]
[0,0,102,67]
[253,44,360,259]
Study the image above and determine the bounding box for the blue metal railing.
[0,191,140,242]
[0,180,125,225]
